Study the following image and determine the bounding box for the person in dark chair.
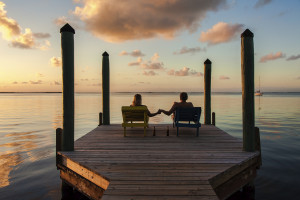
[159,92,194,117]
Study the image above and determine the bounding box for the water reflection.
[0,153,22,187]
[0,93,300,199]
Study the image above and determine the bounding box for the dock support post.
[56,128,63,168]
[102,52,110,125]
[255,127,262,167]
[204,59,212,125]
[212,112,216,126]
[241,29,255,152]
[98,112,103,126]
[60,23,75,151]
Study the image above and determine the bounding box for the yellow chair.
[121,106,149,137]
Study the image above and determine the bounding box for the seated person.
[159,92,193,116]
[131,94,161,117]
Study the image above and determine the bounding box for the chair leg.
[124,127,126,137]
[177,127,179,136]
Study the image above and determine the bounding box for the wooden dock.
[57,124,260,200]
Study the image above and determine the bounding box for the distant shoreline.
[1,92,300,94]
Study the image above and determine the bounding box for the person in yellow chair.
[131,94,161,117]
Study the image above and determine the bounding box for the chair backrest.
[174,107,201,123]
[122,106,148,122]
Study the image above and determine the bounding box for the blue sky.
[0,0,299,92]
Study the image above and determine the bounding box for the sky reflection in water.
[0,93,299,199]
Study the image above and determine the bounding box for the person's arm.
[147,109,161,117]
[160,103,177,116]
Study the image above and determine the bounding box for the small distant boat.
[255,77,263,96]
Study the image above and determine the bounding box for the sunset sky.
[0,0,299,92]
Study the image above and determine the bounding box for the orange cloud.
[0,2,50,49]
[220,75,230,80]
[29,80,42,84]
[168,67,202,77]
[174,46,206,55]
[143,71,157,76]
[259,52,285,63]
[128,57,143,66]
[50,57,62,67]
[120,50,145,57]
[200,22,243,45]
[73,0,226,42]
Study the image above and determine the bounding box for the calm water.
[0,92,299,199]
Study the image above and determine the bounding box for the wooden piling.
[204,59,212,125]
[102,52,110,125]
[60,23,75,151]
[212,112,216,126]
[98,112,103,126]
[255,127,262,167]
[56,128,63,168]
[241,29,255,152]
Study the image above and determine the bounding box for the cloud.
[0,2,51,49]
[0,2,21,39]
[286,54,300,61]
[143,71,157,76]
[128,53,164,70]
[33,33,51,39]
[255,0,273,8]
[297,77,300,80]
[54,16,68,26]
[199,22,243,45]
[168,67,202,77]
[53,81,61,85]
[29,80,42,84]
[151,53,159,61]
[141,62,164,70]
[91,83,101,86]
[50,57,62,67]
[220,75,230,80]
[36,73,44,78]
[174,46,206,55]
[120,50,145,57]
[72,0,227,42]
[128,57,143,66]
[259,52,285,63]
[12,81,18,84]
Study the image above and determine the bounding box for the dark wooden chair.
[174,107,201,136]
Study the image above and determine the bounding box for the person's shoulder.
[187,102,194,107]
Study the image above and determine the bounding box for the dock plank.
[58,124,260,200]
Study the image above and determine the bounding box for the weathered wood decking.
[57,124,260,200]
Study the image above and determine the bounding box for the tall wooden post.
[241,29,255,152]
[204,59,212,125]
[102,51,110,125]
[60,23,75,151]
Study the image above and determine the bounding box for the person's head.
[180,92,188,102]
[132,94,142,106]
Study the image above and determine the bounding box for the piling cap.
[60,23,75,34]
[241,29,253,38]
[204,59,211,64]
[102,51,109,56]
